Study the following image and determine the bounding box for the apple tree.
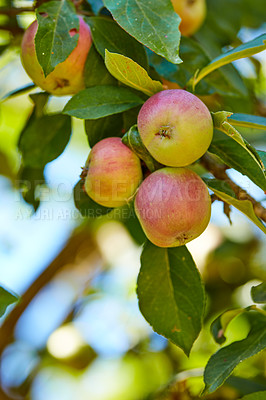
[0,0,266,399]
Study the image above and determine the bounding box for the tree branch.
[0,8,34,16]
[0,225,100,399]
[0,25,24,35]
[201,153,266,223]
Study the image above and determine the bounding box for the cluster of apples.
[84,89,213,248]
[20,0,210,248]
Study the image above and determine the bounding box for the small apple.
[84,137,143,208]
[137,89,213,167]
[21,16,92,95]
[135,167,211,247]
[172,0,206,36]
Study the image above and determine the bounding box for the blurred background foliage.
[0,0,265,399]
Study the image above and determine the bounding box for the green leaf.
[204,317,266,394]
[257,151,266,169]
[86,16,148,69]
[147,38,207,89]
[36,0,79,76]
[103,0,182,64]
[194,9,249,99]
[84,44,117,88]
[212,113,266,156]
[228,113,266,130]
[241,392,266,400]
[137,242,205,356]
[17,93,50,146]
[63,86,144,119]
[212,112,246,146]
[226,376,266,396]
[29,92,50,118]
[202,178,236,198]
[195,0,242,48]
[212,112,266,173]
[123,106,142,131]
[119,204,146,245]
[205,178,266,234]
[148,37,247,98]
[18,114,72,168]
[193,34,266,87]
[242,0,266,29]
[2,83,36,100]
[86,0,104,14]
[0,151,16,181]
[0,286,18,317]
[105,50,163,97]
[122,125,161,172]
[16,93,50,207]
[84,113,123,147]
[208,130,266,192]
[74,180,112,217]
[18,166,46,211]
[251,283,266,304]
[211,308,245,344]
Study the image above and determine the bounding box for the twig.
[211,194,219,203]
[79,10,94,16]
[257,101,266,118]
[0,225,99,397]
[0,227,97,355]
[0,8,34,16]
[201,153,266,223]
[223,202,232,225]
[0,25,24,35]
[72,0,84,8]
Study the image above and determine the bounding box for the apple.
[137,89,213,167]
[21,16,92,95]
[135,167,211,247]
[172,0,206,36]
[84,137,143,208]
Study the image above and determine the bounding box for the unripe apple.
[21,16,92,95]
[137,89,213,167]
[172,0,206,36]
[84,137,143,208]
[135,167,211,247]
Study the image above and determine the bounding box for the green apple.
[85,137,143,208]
[172,0,206,36]
[21,16,92,95]
[135,167,211,247]
[137,89,213,167]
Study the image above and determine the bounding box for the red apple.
[172,0,206,36]
[21,16,92,95]
[84,137,143,208]
[135,167,211,247]
[137,89,213,167]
